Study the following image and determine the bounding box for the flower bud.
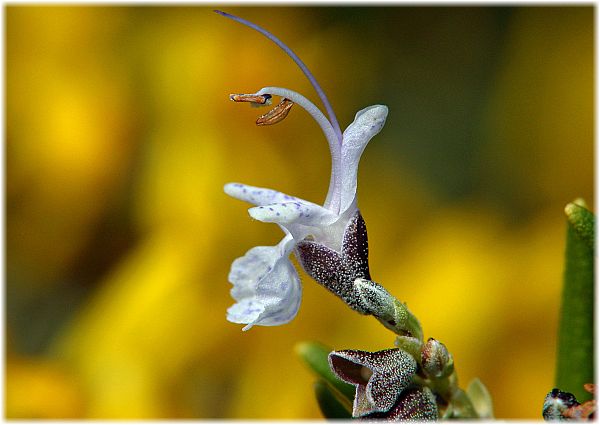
[353,278,395,317]
[421,338,452,378]
[394,335,423,361]
[353,278,424,341]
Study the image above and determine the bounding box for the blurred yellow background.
[6,6,593,419]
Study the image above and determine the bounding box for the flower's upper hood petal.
[227,235,301,330]
[339,105,388,214]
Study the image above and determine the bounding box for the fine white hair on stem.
[257,86,341,211]
[214,9,343,145]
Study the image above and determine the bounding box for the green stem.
[414,370,479,419]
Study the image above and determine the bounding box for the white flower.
[219,11,388,330]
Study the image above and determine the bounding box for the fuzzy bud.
[421,338,452,378]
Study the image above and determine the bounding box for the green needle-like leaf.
[555,199,594,402]
[295,341,356,401]
[314,379,353,419]
[565,200,595,249]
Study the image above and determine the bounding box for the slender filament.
[256,87,341,212]
[214,10,343,144]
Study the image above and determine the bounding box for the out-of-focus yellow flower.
[7,6,135,285]
[6,356,84,418]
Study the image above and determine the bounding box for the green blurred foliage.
[5,6,593,419]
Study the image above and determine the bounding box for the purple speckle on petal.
[244,307,261,315]
[243,301,262,316]
[269,207,274,211]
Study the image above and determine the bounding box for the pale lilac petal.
[249,201,336,227]
[224,182,301,207]
[227,236,301,330]
[339,105,388,214]
[226,300,266,329]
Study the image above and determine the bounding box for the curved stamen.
[256,86,341,212]
[256,98,294,126]
[215,10,343,144]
